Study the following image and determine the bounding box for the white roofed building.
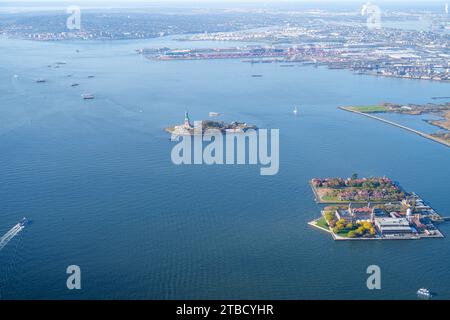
[374,217,415,236]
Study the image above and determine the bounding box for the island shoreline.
[339,106,450,148]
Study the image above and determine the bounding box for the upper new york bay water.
[0,30,449,299]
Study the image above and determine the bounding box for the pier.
[339,107,450,148]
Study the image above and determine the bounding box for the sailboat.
[293,106,299,115]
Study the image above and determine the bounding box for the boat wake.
[0,221,25,251]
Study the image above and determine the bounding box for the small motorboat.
[81,93,95,100]
[19,217,28,227]
[417,288,432,299]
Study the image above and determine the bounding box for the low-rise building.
[335,203,374,223]
[374,217,415,235]
[335,209,354,222]
[352,207,373,222]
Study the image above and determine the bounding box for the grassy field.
[348,105,387,113]
[315,217,330,230]
[320,196,347,203]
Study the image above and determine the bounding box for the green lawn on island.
[349,105,387,113]
[320,196,347,203]
[315,217,330,230]
[319,195,368,203]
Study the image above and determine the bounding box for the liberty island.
[169,113,279,176]
[165,111,257,136]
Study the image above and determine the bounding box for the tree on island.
[348,231,357,238]
[324,212,335,223]
[332,220,376,238]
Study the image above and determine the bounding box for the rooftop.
[375,217,410,227]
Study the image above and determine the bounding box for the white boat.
[417,288,432,299]
[293,106,299,115]
[19,217,28,227]
[81,93,95,100]
[209,112,220,117]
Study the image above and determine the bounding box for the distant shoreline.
[339,107,450,148]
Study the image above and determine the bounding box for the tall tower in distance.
[183,111,192,129]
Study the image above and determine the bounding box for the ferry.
[81,93,95,100]
[19,217,28,227]
[417,288,432,299]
